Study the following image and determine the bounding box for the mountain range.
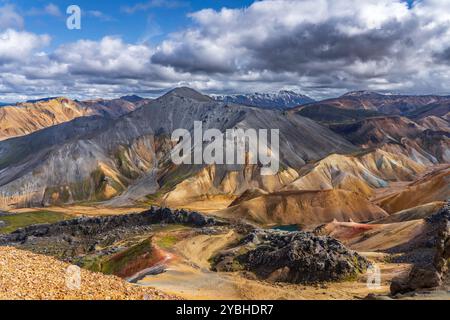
[0,86,449,300]
[213,90,315,109]
[0,87,448,213]
[0,87,355,210]
[297,91,450,118]
[0,90,446,210]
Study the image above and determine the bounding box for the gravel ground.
[0,246,179,300]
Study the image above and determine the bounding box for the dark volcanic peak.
[162,87,213,102]
[120,95,145,103]
[213,90,315,110]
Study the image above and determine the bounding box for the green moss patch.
[156,235,178,249]
[96,237,163,278]
[0,211,72,234]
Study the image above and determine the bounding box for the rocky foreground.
[0,207,219,300]
[0,246,178,300]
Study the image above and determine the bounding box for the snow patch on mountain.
[213,90,315,109]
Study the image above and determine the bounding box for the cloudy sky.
[2,0,450,101]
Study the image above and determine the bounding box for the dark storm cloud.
[151,49,236,74]
[433,47,450,64]
[246,20,417,75]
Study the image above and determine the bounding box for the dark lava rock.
[0,206,225,245]
[391,200,450,295]
[364,293,394,300]
[212,229,369,284]
[146,207,220,226]
[0,220,6,228]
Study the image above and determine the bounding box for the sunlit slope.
[283,149,426,197]
[0,97,144,141]
[377,166,450,213]
[215,189,388,226]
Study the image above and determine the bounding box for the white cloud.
[85,10,114,21]
[54,37,155,78]
[0,34,198,101]
[0,4,24,30]
[44,3,62,17]
[122,0,188,14]
[0,29,50,63]
[27,3,62,17]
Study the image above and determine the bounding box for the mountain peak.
[120,95,144,103]
[162,87,212,102]
[341,91,384,98]
[278,90,303,96]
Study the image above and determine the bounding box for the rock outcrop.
[213,229,369,284]
[390,201,450,295]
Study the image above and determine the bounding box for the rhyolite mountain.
[296,91,450,116]
[0,96,151,141]
[327,116,450,164]
[418,116,450,133]
[0,87,356,210]
[293,92,450,164]
[213,90,315,109]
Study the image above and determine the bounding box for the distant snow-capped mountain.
[213,90,315,109]
[340,91,386,98]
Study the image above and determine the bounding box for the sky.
[1,0,449,102]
